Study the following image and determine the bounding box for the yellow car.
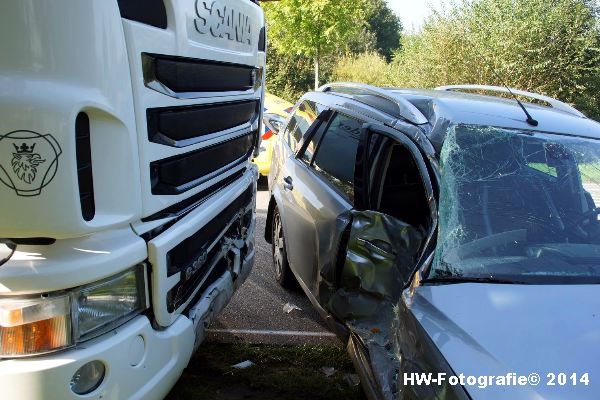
[254,93,294,177]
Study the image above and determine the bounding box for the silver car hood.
[408,284,600,400]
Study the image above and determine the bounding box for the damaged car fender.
[392,289,471,400]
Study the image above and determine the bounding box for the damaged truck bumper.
[188,246,255,350]
[147,168,257,328]
[0,244,254,400]
[0,169,257,400]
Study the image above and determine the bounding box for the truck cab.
[0,1,265,398]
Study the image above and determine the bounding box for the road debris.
[283,302,302,314]
[321,367,336,377]
[231,360,255,370]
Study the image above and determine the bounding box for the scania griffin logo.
[0,130,62,197]
[194,0,253,45]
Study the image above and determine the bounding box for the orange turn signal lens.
[0,266,146,358]
[0,296,72,357]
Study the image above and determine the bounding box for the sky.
[385,0,446,32]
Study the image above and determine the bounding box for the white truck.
[0,1,265,398]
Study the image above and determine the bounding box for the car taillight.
[262,129,274,140]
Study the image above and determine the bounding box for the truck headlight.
[75,266,147,340]
[0,265,147,357]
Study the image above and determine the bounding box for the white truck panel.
[0,0,265,397]
[0,226,146,294]
[0,0,141,238]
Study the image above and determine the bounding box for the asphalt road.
[207,179,340,345]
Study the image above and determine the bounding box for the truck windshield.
[430,124,600,284]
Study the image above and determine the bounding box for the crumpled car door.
[325,123,438,400]
[327,209,425,400]
[327,210,424,322]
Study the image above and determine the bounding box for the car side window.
[282,100,323,154]
[311,113,362,202]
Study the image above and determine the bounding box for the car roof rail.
[435,84,586,118]
[319,82,429,125]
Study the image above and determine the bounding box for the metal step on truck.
[0,1,265,398]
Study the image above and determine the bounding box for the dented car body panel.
[332,210,425,399]
[406,284,600,400]
[268,84,600,400]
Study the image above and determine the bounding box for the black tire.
[271,206,296,288]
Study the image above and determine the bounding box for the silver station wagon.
[265,83,600,400]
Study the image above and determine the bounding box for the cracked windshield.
[432,124,600,283]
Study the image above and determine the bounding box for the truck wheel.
[272,206,295,288]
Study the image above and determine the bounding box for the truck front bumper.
[0,315,195,400]
[0,246,255,400]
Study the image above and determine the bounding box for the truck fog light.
[70,360,105,395]
[0,295,71,357]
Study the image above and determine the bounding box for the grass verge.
[166,342,366,400]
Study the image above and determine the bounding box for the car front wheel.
[272,206,295,288]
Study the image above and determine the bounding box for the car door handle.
[357,238,396,257]
[283,176,294,191]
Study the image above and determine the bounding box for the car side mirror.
[264,113,286,135]
[271,120,283,134]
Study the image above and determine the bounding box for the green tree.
[266,47,336,102]
[367,0,402,61]
[332,0,600,120]
[333,52,395,86]
[263,0,370,89]
[392,0,600,119]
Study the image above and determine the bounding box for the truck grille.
[144,52,261,200]
[147,100,259,147]
[118,0,167,29]
[143,53,261,97]
[142,170,245,223]
[150,132,255,195]
[122,5,264,327]
[166,183,254,312]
